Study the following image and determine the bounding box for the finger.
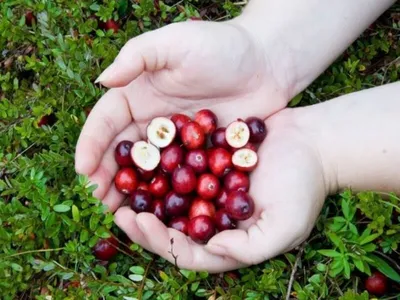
[101,184,127,213]
[88,123,140,200]
[116,209,245,273]
[75,88,133,175]
[95,24,183,87]
[114,206,151,250]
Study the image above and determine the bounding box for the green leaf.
[43,262,55,271]
[353,259,365,273]
[53,204,70,212]
[327,232,345,252]
[130,266,145,275]
[80,229,89,243]
[129,274,143,282]
[368,254,400,283]
[359,233,380,245]
[318,249,341,258]
[11,263,23,272]
[72,205,80,222]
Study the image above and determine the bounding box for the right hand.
[75,19,294,211]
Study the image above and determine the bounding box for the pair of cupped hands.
[75,20,328,273]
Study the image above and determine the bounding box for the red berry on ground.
[115,168,138,195]
[25,11,36,27]
[93,236,119,261]
[197,173,220,200]
[188,215,216,244]
[115,140,134,167]
[365,272,388,296]
[103,19,119,33]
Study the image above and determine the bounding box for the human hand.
[75,19,292,212]
[112,109,329,272]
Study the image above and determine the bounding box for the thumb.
[95,24,179,87]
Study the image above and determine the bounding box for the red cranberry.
[194,109,218,134]
[136,168,155,182]
[93,236,119,260]
[149,173,170,198]
[181,122,205,150]
[160,143,184,173]
[103,19,119,33]
[38,114,57,127]
[208,148,232,177]
[172,165,197,195]
[224,170,250,192]
[365,272,387,296]
[185,149,208,173]
[215,189,228,209]
[188,215,216,244]
[115,140,134,167]
[225,191,254,220]
[211,127,231,150]
[168,216,189,235]
[130,190,153,213]
[197,173,220,200]
[245,117,267,143]
[242,142,257,152]
[214,209,236,231]
[151,200,166,222]
[114,168,138,195]
[165,191,191,217]
[171,113,191,133]
[137,181,149,191]
[25,11,36,27]
[189,198,216,219]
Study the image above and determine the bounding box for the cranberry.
[137,181,149,191]
[171,113,191,133]
[242,142,257,152]
[208,148,232,177]
[196,173,220,200]
[114,140,134,167]
[25,11,36,27]
[189,198,216,219]
[130,190,153,213]
[149,173,170,198]
[172,165,197,194]
[224,170,250,192]
[185,149,208,174]
[194,109,218,134]
[215,189,228,209]
[225,191,254,220]
[114,168,138,195]
[150,200,166,222]
[103,19,119,33]
[214,209,236,231]
[181,121,205,150]
[38,114,57,127]
[160,143,184,173]
[211,127,231,150]
[93,236,119,260]
[168,216,189,235]
[245,117,267,143]
[188,215,216,244]
[365,272,388,296]
[165,191,191,217]
[136,168,155,182]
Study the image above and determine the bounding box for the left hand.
[114,109,328,272]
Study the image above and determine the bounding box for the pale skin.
[75,0,397,272]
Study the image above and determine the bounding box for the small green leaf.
[368,254,400,283]
[288,93,303,107]
[11,263,23,272]
[80,230,89,243]
[318,249,341,257]
[130,266,145,275]
[72,205,80,222]
[359,233,380,245]
[43,262,55,271]
[53,204,70,212]
[129,274,143,282]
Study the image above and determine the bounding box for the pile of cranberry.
[113,109,266,244]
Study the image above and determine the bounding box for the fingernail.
[95,63,116,83]
[205,243,226,256]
